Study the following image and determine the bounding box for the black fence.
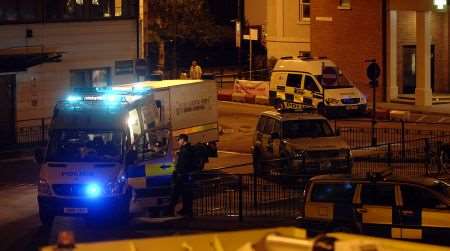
[192,173,304,221]
[352,134,450,177]
[334,120,450,149]
[15,118,52,146]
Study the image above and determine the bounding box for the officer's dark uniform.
[169,142,195,216]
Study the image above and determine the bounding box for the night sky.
[208,0,239,26]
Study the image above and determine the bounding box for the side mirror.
[271,132,280,139]
[126,150,138,165]
[34,148,44,165]
[335,128,341,136]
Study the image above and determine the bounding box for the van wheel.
[318,103,327,117]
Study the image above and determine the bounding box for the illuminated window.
[71,68,111,88]
[339,0,351,9]
[299,0,311,22]
[115,0,122,16]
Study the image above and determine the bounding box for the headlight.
[360,95,367,104]
[38,179,51,195]
[105,174,127,195]
[85,183,102,198]
[325,98,340,105]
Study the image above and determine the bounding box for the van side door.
[355,182,396,238]
[303,74,323,108]
[397,184,450,243]
[285,73,303,104]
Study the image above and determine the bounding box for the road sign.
[367,62,381,81]
[322,66,338,85]
[135,59,148,76]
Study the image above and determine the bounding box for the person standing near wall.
[189,60,202,80]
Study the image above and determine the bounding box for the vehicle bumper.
[291,159,351,175]
[38,192,131,217]
[326,104,367,115]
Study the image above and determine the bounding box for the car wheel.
[39,208,55,228]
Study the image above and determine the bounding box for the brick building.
[311,0,450,105]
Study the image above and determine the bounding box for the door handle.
[400,210,414,216]
[356,208,368,214]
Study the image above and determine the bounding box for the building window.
[0,0,136,24]
[71,67,111,88]
[299,0,311,22]
[339,0,351,9]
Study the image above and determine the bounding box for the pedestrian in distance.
[168,134,195,217]
[189,60,203,80]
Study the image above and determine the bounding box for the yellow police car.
[298,173,450,245]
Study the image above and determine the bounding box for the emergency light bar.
[63,86,151,104]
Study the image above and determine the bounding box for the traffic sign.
[322,66,338,85]
[135,59,148,76]
[367,62,381,81]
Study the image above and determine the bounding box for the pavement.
[378,102,450,116]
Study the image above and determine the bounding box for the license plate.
[136,197,170,208]
[346,105,358,110]
[64,208,88,214]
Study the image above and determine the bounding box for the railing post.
[401,120,405,160]
[253,170,257,209]
[387,143,392,167]
[41,118,45,145]
[371,119,377,146]
[238,175,243,223]
[424,138,430,168]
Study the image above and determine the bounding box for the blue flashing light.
[85,183,102,198]
[67,95,82,103]
[103,94,118,103]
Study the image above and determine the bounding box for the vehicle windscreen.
[315,74,353,89]
[282,120,334,138]
[46,130,123,162]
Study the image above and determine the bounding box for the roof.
[261,110,327,122]
[309,174,449,188]
[0,46,63,73]
[273,58,337,75]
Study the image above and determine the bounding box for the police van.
[269,57,368,116]
[35,80,219,226]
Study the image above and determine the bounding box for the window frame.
[0,0,136,25]
[304,74,321,93]
[400,184,447,209]
[70,67,112,88]
[338,0,351,10]
[286,73,303,88]
[299,0,311,23]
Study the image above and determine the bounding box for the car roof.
[260,110,327,122]
[309,174,448,188]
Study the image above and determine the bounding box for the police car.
[269,56,368,116]
[298,172,450,245]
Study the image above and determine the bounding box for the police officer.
[168,134,194,217]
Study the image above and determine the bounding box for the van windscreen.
[46,130,123,162]
[315,74,353,89]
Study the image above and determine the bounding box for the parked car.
[251,110,352,178]
[298,172,450,245]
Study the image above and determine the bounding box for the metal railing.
[192,172,304,221]
[10,117,52,148]
[334,119,450,149]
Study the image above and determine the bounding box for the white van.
[269,57,367,116]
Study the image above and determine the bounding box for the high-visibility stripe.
[422,210,450,228]
[145,162,175,177]
[172,123,218,137]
